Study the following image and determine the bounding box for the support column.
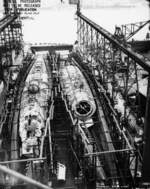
[142,74,150,183]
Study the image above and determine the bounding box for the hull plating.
[60,64,96,120]
[19,54,50,157]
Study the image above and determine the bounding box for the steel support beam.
[142,74,150,183]
[31,44,73,52]
[0,14,18,32]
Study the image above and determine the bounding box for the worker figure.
[73,40,79,52]
[80,82,84,91]
[28,114,31,125]
[0,64,6,85]
[146,32,150,39]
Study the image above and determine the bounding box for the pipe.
[0,157,46,164]
[84,148,134,157]
[0,165,52,189]
[48,102,54,171]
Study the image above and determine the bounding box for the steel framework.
[0,0,22,68]
[3,0,18,15]
[77,11,150,187]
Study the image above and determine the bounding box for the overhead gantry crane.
[114,20,150,42]
[113,0,150,54]
[75,2,150,187]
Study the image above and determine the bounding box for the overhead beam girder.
[31,44,73,52]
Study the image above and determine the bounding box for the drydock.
[1,0,150,189]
